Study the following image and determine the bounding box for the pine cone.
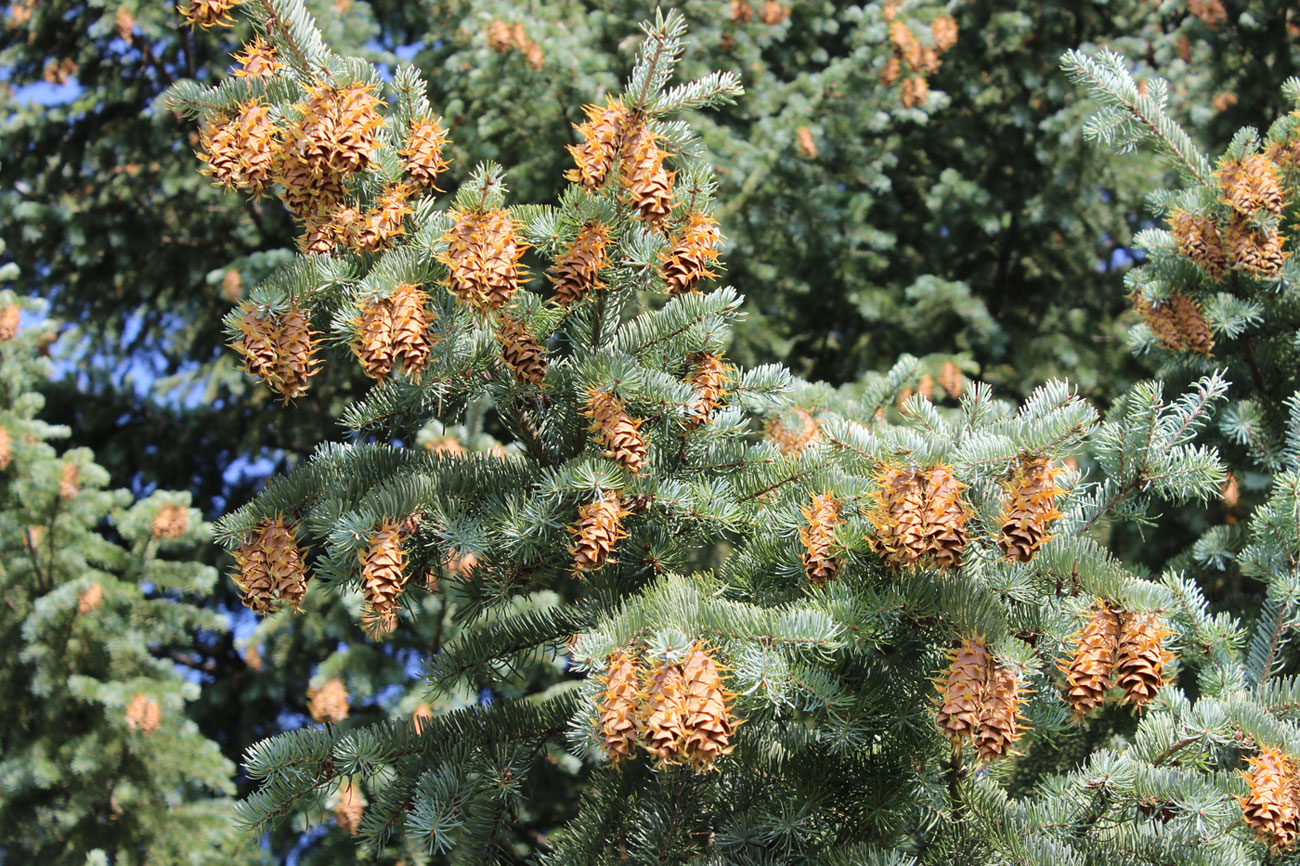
[180,0,242,29]
[232,535,275,613]
[595,650,641,764]
[640,659,688,766]
[198,100,280,197]
[261,516,309,611]
[308,677,349,723]
[799,492,841,584]
[277,147,346,219]
[1132,293,1215,356]
[568,491,629,576]
[360,518,408,638]
[796,126,818,159]
[1223,215,1288,278]
[975,662,1026,762]
[1060,601,1120,718]
[565,99,628,191]
[899,76,930,109]
[151,504,190,540]
[685,353,730,427]
[401,117,450,190]
[352,183,414,254]
[0,427,11,470]
[766,408,820,456]
[998,455,1065,562]
[231,304,281,388]
[661,212,721,294]
[1114,610,1171,709]
[1217,153,1285,218]
[496,315,548,387]
[353,296,395,382]
[681,644,739,771]
[292,82,382,177]
[413,702,433,734]
[439,209,529,312]
[0,304,19,341]
[1241,748,1300,851]
[390,283,434,375]
[58,461,79,500]
[620,123,674,228]
[931,15,959,52]
[584,389,647,475]
[334,783,364,835]
[77,582,103,614]
[232,36,282,78]
[869,464,969,570]
[273,303,319,401]
[548,222,610,306]
[935,637,990,747]
[125,694,161,733]
[299,206,360,255]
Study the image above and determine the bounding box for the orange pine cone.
[620,123,674,228]
[298,206,361,256]
[401,117,450,190]
[799,492,842,585]
[869,464,970,570]
[232,36,282,78]
[931,15,959,52]
[273,303,319,401]
[180,0,242,29]
[1132,293,1215,356]
[0,304,19,341]
[151,504,191,540]
[975,662,1027,763]
[261,515,309,611]
[685,353,730,427]
[661,212,722,294]
[231,304,281,387]
[232,535,275,613]
[277,148,347,220]
[640,658,688,767]
[568,491,629,576]
[291,82,383,177]
[899,76,930,109]
[352,183,414,254]
[360,518,409,638]
[1222,216,1288,278]
[548,222,610,306]
[439,209,529,312]
[496,315,548,387]
[390,283,434,375]
[1217,153,1285,218]
[766,408,820,456]
[1168,210,1227,278]
[198,100,280,197]
[584,389,647,475]
[334,782,364,835]
[1060,601,1120,718]
[1241,748,1300,851]
[998,455,1065,562]
[125,694,161,733]
[308,677,349,723]
[595,650,641,764]
[1114,610,1171,709]
[937,361,964,398]
[353,296,395,383]
[77,581,103,614]
[58,461,79,500]
[681,644,739,771]
[565,99,628,191]
[935,636,990,748]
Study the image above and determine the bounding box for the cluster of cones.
[485,19,544,70]
[1130,291,1215,356]
[231,516,310,613]
[934,637,1027,763]
[351,283,436,384]
[881,6,959,109]
[150,504,191,540]
[595,644,740,771]
[728,1,790,26]
[1060,600,1172,717]
[229,303,320,401]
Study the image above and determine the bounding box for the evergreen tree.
[0,243,239,865]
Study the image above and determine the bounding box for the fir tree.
[0,246,239,864]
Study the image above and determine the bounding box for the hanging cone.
[439,209,529,312]
[584,388,647,475]
[308,678,349,723]
[333,782,365,835]
[151,504,190,540]
[548,222,610,306]
[390,283,434,375]
[595,650,641,764]
[0,304,18,341]
[1059,601,1120,718]
[352,183,414,254]
[197,99,280,197]
[568,491,630,576]
[401,116,450,190]
[639,658,688,767]
[232,36,283,78]
[565,99,628,191]
[975,662,1027,763]
[360,518,409,638]
[998,455,1065,562]
[496,315,548,387]
[685,353,730,427]
[125,694,161,733]
[766,409,820,456]
[660,212,721,294]
[180,0,242,29]
[353,296,395,382]
[273,303,319,401]
[1216,153,1285,218]
[261,516,309,611]
[935,637,990,748]
[870,464,969,570]
[681,644,739,771]
[799,492,841,585]
[620,122,674,228]
[232,534,274,613]
[1114,610,1172,709]
[1241,748,1300,851]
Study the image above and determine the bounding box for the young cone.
[261,516,309,611]
[869,464,970,570]
[1060,601,1121,717]
[660,212,722,294]
[681,644,739,771]
[998,455,1065,562]
[360,518,409,638]
[334,783,364,836]
[565,100,628,191]
[568,491,629,576]
[1241,748,1300,851]
[496,316,548,387]
[353,297,395,383]
[620,122,674,228]
[1169,210,1228,278]
[1114,610,1171,709]
[273,303,318,401]
[975,662,1027,763]
[548,222,610,306]
[640,659,688,767]
[401,117,450,190]
[685,353,730,427]
[232,534,275,613]
[389,283,434,375]
[799,492,842,585]
[595,650,641,764]
[584,389,647,475]
[935,637,991,750]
